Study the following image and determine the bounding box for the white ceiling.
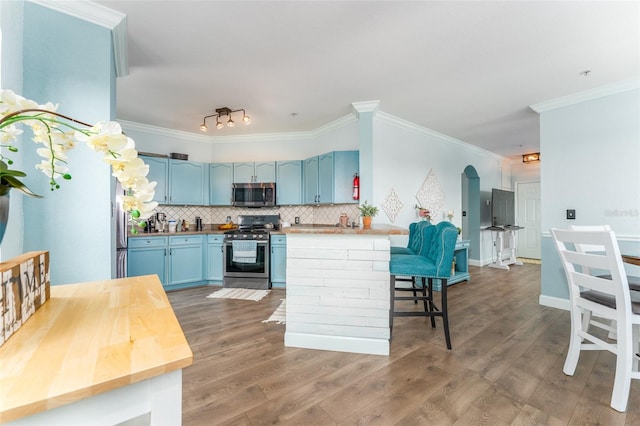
[97,1,640,159]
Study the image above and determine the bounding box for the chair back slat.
[551,228,631,315]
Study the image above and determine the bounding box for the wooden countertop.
[280,224,408,235]
[0,275,193,424]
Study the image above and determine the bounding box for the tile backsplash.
[157,204,361,227]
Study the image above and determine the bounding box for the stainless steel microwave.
[232,182,276,207]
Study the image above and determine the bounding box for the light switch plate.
[566,209,576,220]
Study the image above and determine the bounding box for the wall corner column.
[351,101,379,205]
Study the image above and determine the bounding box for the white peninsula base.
[283,228,402,356]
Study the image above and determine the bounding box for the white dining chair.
[551,228,640,412]
[569,225,640,339]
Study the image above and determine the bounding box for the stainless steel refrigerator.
[115,182,128,278]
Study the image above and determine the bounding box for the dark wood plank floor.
[167,264,640,425]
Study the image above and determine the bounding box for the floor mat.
[262,299,286,324]
[207,288,270,302]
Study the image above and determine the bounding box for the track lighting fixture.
[200,107,250,132]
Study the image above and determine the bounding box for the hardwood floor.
[168,264,640,425]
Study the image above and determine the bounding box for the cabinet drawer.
[128,236,167,248]
[455,240,470,249]
[169,235,204,246]
[270,235,286,245]
[207,234,224,243]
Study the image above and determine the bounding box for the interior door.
[516,181,541,259]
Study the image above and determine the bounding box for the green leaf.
[1,176,43,198]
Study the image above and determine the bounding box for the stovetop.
[224,214,280,241]
[224,230,270,240]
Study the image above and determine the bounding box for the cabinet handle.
[164,248,167,256]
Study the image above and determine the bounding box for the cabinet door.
[270,237,286,287]
[169,160,206,205]
[210,163,233,205]
[127,246,167,284]
[233,162,255,183]
[206,243,224,281]
[276,160,302,205]
[318,152,334,204]
[254,162,276,182]
[168,244,203,286]
[303,156,319,204]
[143,156,168,204]
[333,151,359,204]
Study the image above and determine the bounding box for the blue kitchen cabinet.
[303,156,319,204]
[276,160,303,205]
[303,151,359,204]
[206,234,224,283]
[168,235,204,287]
[169,160,208,205]
[140,156,208,206]
[270,235,286,287]
[209,163,233,205]
[143,156,169,204]
[233,161,276,183]
[127,236,168,284]
[318,152,335,204]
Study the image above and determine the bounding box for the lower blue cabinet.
[270,235,286,287]
[168,235,204,286]
[127,236,167,284]
[206,235,224,283]
[128,235,205,290]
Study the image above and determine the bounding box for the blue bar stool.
[389,222,459,349]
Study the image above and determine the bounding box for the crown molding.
[376,111,505,161]
[119,113,357,145]
[351,101,380,118]
[119,120,212,144]
[29,0,128,77]
[529,77,640,113]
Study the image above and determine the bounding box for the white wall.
[537,84,640,304]
[372,113,506,263]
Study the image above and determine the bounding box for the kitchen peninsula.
[0,275,192,425]
[281,224,408,356]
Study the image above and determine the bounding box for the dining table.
[622,254,640,266]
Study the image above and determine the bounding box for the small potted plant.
[358,200,379,229]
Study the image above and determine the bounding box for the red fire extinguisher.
[353,173,360,200]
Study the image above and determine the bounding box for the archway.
[462,165,481,263]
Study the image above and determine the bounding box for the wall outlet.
[295,217,300,224]
[566,209,576,220]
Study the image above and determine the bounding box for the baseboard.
[284,332,389,356]
[539,294,570,311]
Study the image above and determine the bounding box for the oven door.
[223,239,269,278]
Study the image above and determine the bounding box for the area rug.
[262,299,286,324]
[207,288,270,302]
[518,258,541,265]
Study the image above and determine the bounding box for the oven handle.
[224,240,269,245]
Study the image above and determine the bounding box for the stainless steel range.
[223,215,280,289]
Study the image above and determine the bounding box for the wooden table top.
[281,224,408,235]
[0,275,193,423]
[622,254,640,266]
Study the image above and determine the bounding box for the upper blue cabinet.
[144,156,169,204]
[141,155,208,206]
[209,163,233,206]
[169,160,208,205]
[304,151,359,204]
[276,160,303,205]
[233,161,276,183]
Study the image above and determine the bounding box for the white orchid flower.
[36,159,69,179]
[0,124,22,143]
[75,121,128,153]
